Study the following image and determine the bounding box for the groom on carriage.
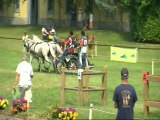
[60,31,77,60]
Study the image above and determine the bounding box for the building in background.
[0,0,129,31]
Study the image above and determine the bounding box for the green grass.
[0,25,160,119]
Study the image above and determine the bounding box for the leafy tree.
[95,0,116,14]
[95,0,126,32]
[122,0,160,43]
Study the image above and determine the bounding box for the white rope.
[74,107,116,115]
[75,107,141,119]
[93,108,116,115]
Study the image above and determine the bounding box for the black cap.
[121,68,128,80]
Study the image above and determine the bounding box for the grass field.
[0,25,160,119]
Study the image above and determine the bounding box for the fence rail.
[1,36,160,50]
[0,36,160,63]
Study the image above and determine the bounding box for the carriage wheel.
[68,59,79,70]
[56,61,66,73]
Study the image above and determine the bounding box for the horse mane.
[32,35,43,43]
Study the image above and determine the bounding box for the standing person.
[70,7,77,26]
[13,54,34,108]
[113,68,137,120]
[89,12,93,29]
[77,31,88,68]
[77,7,83,28]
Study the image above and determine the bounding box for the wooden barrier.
[60,67,107,106]
[143,72,160,116]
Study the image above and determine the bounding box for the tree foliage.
[95,0,116,14]
[123,0,160,43]
[95,0,160,43]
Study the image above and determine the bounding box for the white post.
[89,103,93,120]
[78,69,83,80]
[152,59,154,75]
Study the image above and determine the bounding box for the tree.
[95,0,127,32]
[122,0,160,43]
[95,0,116,14]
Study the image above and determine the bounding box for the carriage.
[22,34,94,73]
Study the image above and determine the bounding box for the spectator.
[113,68,137,120]
[13,54,34,109]
[89,12,93,29]
[70,7,77,26]
[82,12,89,30]
[77,7,83,28]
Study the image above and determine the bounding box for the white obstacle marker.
[89,103,93,120]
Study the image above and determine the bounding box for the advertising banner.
[110,46,138,63]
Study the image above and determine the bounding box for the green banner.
[110,46,138,63]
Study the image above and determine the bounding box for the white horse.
[22,36,54,72]
[23,35,63,72]
[32,35,63,58]
[32,35,63,72]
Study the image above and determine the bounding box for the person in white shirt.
[89,12,93,29]
[77,7,83,28]
[41,25,49,40]
[77,31,88,68]
[13,54,33,108]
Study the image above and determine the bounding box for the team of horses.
[22,34,95,73]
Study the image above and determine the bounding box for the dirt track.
[0,115,24,120]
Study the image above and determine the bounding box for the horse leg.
[29,55,33,64]
[51,57,57,73]
[37,57,41,72]
[43,56,51,73]
[49,55,56,73]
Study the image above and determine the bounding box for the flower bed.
[10,98,27,113]
[0,96,8,110]
[57,107,78,120]
[41,105,78,120]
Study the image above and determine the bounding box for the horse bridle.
[23,38,39,52]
